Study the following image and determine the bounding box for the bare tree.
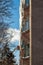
[0,0,14,52]
[0,22,12,57]
[0,22,16,65]
[0,0,17,65]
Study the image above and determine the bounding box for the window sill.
[21,56,30,59]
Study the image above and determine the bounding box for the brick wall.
[20,57,30,65]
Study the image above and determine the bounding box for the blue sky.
[9,0,20,64]
[0,0,20,64]
[9,41,20,64]
[4,0,20,29]
[9,0,20,29]
[6,0,20,64]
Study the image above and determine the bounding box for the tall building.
[20,0,30,65]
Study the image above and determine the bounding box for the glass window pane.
[25,0,29,6]
[22,19,29,32]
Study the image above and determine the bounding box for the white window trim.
[22,56,30,59]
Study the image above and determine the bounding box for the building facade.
[20,0,30,65]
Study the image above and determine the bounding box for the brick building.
[20,0,29,65]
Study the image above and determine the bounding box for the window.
[0,54,2,59]
[26,44,29,56]
[22,18,29,32]
[22,3,24,8]
[21,40,25,48]
[25,0,29,6]
[24,44,29,57]
[21,40,29,57]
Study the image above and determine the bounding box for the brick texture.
[20,57,29,65]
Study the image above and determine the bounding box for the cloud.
[7,28,20,42]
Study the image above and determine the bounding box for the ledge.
[21,56,30,59]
